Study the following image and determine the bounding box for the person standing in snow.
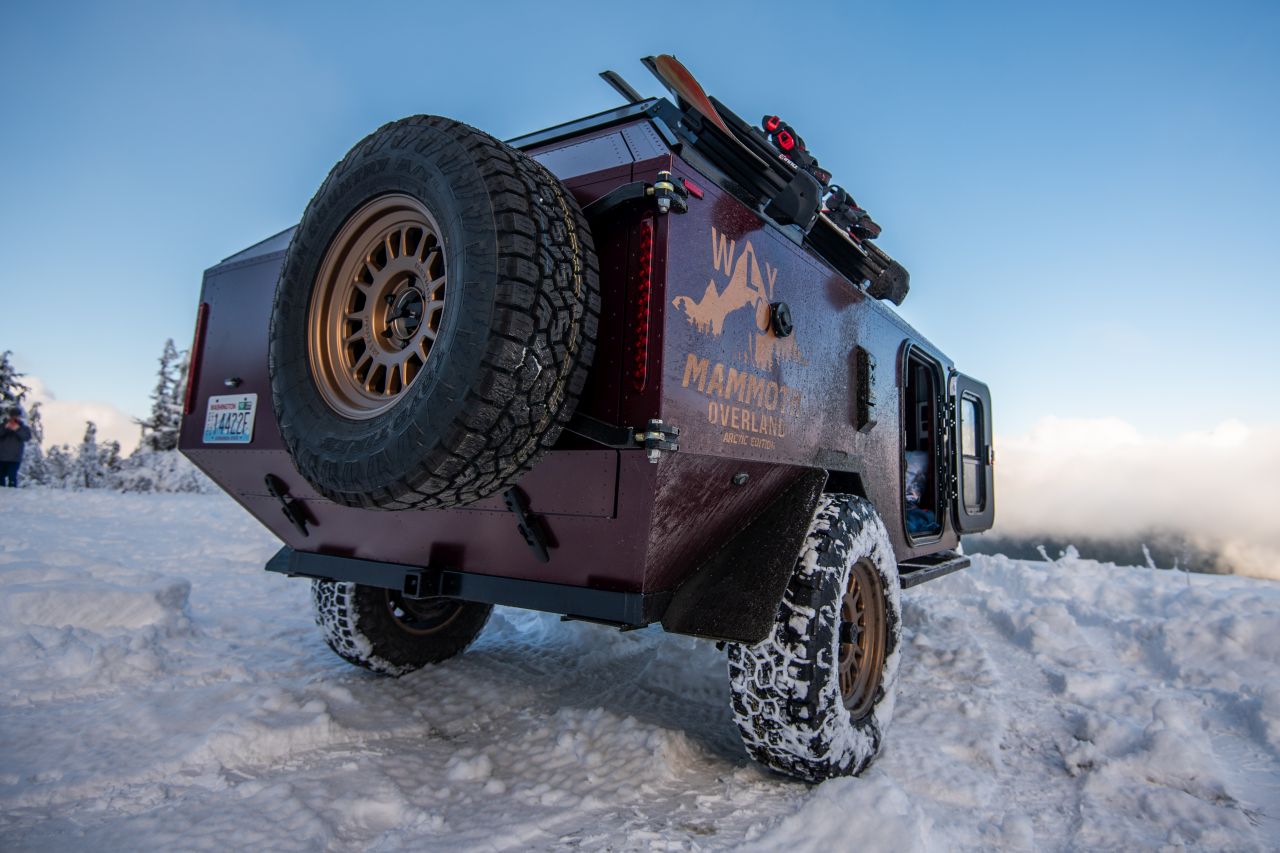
[0,406,33,487]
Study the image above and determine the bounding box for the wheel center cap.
[387,280,425,343]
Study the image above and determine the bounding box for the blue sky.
[2,0,1277,442]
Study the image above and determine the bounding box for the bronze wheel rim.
[308,193,447,420]
[838,558,887,719]
[385,591,463,636]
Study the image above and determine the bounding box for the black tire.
[269,115,600,510]
[311,581,492,675]
[727,494,902,781]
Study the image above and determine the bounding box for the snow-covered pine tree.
[76,421,104,489]
[138,339,184,452]
[26,401,43,445]
[44,444,71,488]
[19,402,48,486]
[0,350,31,409]
[99,438,122,479]
[170,348,189,427]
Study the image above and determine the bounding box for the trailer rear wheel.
[269,115,599,510]
[727,494,902,781]
[311,580,492,675]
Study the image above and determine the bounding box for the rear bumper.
[266,545,669,628]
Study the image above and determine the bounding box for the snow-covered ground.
[1,490,1277,851]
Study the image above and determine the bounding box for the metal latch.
[855,346,876,432]
[504,486,550,563]
[264,474,311,538]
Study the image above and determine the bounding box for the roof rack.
[640,55,909,305]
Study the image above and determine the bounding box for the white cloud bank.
[26,376,142,456]
[994,417,1280,580]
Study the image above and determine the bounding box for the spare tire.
[269,116,599,510]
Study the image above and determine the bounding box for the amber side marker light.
[183,302,210,416]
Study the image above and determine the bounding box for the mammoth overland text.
[673,226,805,449]
[681,353,802,444]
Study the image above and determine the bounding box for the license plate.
[203,393,258,444]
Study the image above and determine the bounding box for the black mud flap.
[661,468,828,644]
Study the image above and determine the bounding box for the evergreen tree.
[20,402,48,486]
[0,350,31,409]
[169,348,189,433]
[99,438,122,479]
[139,339,185,451]
[26,401,44,444]
[44,444,71,488]
[97,438,122,484]
[76,421,104,489]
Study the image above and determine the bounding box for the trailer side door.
[951,374,994,532]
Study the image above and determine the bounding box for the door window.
[952,374,994,532]
[960,394,984,513]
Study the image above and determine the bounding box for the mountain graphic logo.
[671,228,804,370]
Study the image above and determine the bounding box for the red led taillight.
[183,302,210,416]
[630,218,655,391]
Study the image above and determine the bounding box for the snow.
[1,489,1277,851]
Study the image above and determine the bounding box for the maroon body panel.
[655,153,958,560]
[181,112,968,603]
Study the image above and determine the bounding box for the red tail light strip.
[183,302,210,416]
[630,218,655,391]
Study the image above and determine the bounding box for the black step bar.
[898,550,971,589]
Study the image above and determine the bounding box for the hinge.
[581,170,689,221]
[565,414,679,462]
[942,393,959,503]
[650,171,688,215]
[945,370,962,503]
[637,419,680,463]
